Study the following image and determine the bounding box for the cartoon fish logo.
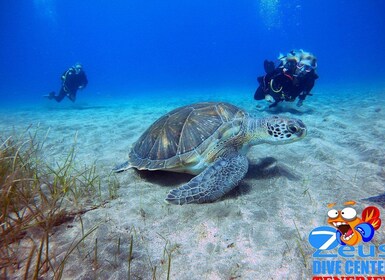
[327,201,381,246]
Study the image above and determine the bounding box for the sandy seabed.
[1,86,384,279]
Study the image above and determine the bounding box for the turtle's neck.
[245,116,269,146]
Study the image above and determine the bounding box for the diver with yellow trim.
[254,50,318,108]
[45,63,88,103]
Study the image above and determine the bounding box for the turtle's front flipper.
[165,154,248,205]
[112,161,130,173]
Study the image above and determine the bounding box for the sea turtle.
[114,102,307,205]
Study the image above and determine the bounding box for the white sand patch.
[0,86,384,279]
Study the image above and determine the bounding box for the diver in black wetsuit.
[46,63,88,103]
[254,50,318,108]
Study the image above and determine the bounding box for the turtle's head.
[250,116,307,145]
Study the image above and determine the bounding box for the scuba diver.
[45,63,88,103]
[254,50,318,108]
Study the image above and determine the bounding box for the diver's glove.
[264,94,275,103]
[297,99,303,107]
[269,101,279,108]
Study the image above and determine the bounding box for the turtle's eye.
[341,207,357,221]
[288,125,298,134]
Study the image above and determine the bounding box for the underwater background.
[1,0,385,105]
[1,1,385,279]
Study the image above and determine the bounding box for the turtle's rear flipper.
[113,161,130,173]
[165,154,248,205]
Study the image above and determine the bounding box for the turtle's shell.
[128,102,247,172]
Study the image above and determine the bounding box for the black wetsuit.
[50,68,88,102]
[254,60,318,107]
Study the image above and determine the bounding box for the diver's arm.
[61,68,75,85]
[298,91,310,101]
[78,72,88,89]
[297,76,316,107]
[67,93,76,102]
[61,71,67,81]
[299,75,317,101]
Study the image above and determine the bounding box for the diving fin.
[264,60,275,74]
[43,91,55,100]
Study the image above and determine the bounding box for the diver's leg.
[44,91,55,100]
[53,88,67,103]
[254,85,266,100]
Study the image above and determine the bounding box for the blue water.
[1,3,385,278]
[0,0,385,105]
